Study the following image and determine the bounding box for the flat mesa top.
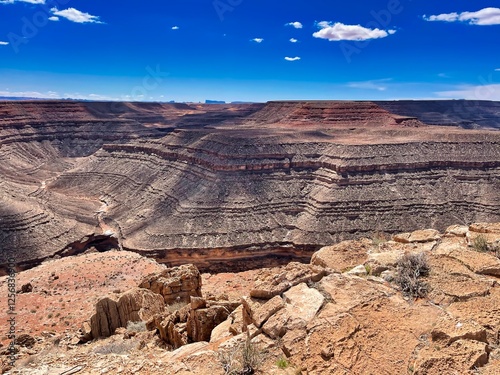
[0,99,498,146]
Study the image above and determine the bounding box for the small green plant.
[364,264,372,275]
[276,357,289,369]
[395,252,430,299]
[472,235,489,252]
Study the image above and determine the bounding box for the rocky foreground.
[1,222,499,374]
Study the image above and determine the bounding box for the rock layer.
[1,100,499,272]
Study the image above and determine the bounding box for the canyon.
[0,100,499,273]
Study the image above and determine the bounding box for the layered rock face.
[1,100,499,272]
[376,100,500,129]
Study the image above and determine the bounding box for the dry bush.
[166,300,188,314]
[126,320,147,333]
[93,339,138,355]
[372,232,388,247]
[395,252,430,299]
[472,235,489,253]
[219,335,263,375]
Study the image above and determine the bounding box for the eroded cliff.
[1,100,499,272]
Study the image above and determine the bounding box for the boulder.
[367,250,405,274]
[414,340,489,375]
[431,318,487,346]
[283,283,324,330]
[250,262,327,299]
[311,239,371,272]
[345,265,367,276]
[228,305,245,336]
[187,305,232,342]
[281,329,307,358]
[155,311,188,349]
[167,341,210,362]
[393,229,441,243]
[16,334,35,348]
[252,295,285,328]
[469,222,500,234]
[380,270,396,282]
[446,248,500,277]
[445,225,469,237]
[80,321,92,342]
[139,264,202,304]
[209,319,232,343]
[261,308,290,339]
[20,283,33,293]
[190,296,207,310]
[90,287,165,339]
[241,295,284,328]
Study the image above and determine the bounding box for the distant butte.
[0,100,499,273]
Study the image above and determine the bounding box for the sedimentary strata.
[1,100,499,272]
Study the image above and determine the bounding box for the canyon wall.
[1,100,499,272]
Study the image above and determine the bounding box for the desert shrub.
[472,235,489,252]
[372,232,388,246]
[364,264,372,275]
[276,357,289,369]
[493,243,500,259]
[219,335,263,375]
[126,320,147,333]
[93,339,137,354]
[166,300,188,314]
[395,252,430,299]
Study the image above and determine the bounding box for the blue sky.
[0,0,499,102]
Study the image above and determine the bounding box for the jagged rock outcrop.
[139,264,202,304]
[153,295,237,349]
[1,100,500,273]
[89,287,165,338]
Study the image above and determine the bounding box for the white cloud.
[251,38,264,43]
[289,38,298,43]
[424,7,500,25]
[0,41,9,45]
[313,22,396,41]
[424,12,459,22]
[171,26,179,30]
[284,56,301,61]
[0,90,57,98]
[347,79,392,91]
[286,21,303,29]
[51,7,103,24]
[0,0,46,4]
[48,16,59,21]
[436,84,500,101]
[495,68,500,71]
